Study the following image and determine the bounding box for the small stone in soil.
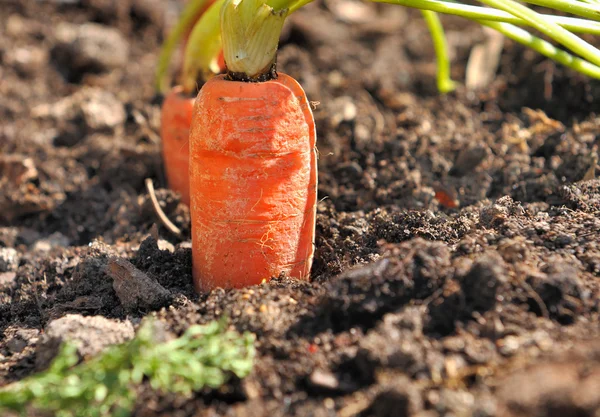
[6,47,47,78]
[36,314,134,370]
[0,247,20,272]
[308,369,340,392]
[106,257,171,312]
[32,232,70,253]
[0,272,17,287]
[52,22,129,80]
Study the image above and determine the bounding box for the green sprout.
[372,0,600,92]
[0,318,256,417]
[158,0,600,94]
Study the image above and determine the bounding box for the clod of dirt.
[5,46,47,78]
[5,328,40,355]
[328,96,357,128]
[558,179,600,212]
[35,314,134,370]
[81,0,131,26]
[360,375,423,417]
[52,22,129,81]
[433,389,477,417]
[79,89,127,131]
[130,0,167,29]
[496,356,600,417]
[450,144,489,177]
[0,155,51,222]
[319,239,451,332]
[0,248,19,272]
[460,252,508,312]
[357,310,428,378]
[106,257,171,312]
[426,279,464,336]
[479,196,526,228]
[0,154,38,186]
[33,88,126,146]
[0,228,20,248]
[528,262,586,323]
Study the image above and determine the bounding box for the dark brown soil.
[1,0,600,416]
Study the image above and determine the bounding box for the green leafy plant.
[0,318,256,417]
[372,0,600,91]
[160,0,600,95]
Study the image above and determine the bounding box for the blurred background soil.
[1,0,599,416]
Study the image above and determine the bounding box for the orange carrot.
[158,0,227,205]
[189,73,317,291]
[160,86,195,205]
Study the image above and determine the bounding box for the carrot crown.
[221,0,288,81]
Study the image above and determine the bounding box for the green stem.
[155,0,213,93]
[288,0,315,13]
[266,0,296,11]
[182,0,225,93]
[521,0,600,21]
[479,20,600,79]
[421,10,457,93]
[370,0,600,34]
[479,0,600,67]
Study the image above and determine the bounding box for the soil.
[1,0,600,416]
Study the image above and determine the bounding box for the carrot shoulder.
[160,86,194,205]
[189,73,317,291]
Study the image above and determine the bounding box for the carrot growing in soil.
[156,0,226,206]
[160,87,195,206]
[189,0,317,291]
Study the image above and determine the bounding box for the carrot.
[188,0,317,291]
[160,86,195,205]
[189,73,317,291]
[157,0,227,204]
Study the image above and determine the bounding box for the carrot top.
[155,0,216,93]
[180,0,315,91]
[220,0,287,81]
[181,0,226,93]
[169,0,600,95]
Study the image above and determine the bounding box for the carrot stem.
[478,0,600,67]
[521,0,600,21]
[371,0,600,35]
[182,0,226,93]
[155,0,214,93]
[479,19,600,79]
[421,10,457,93]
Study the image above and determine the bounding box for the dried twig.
[521,280,550,320]
[145,178,183,239]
